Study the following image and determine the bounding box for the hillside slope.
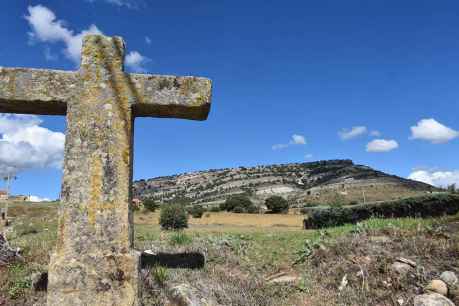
[133,159,435,207]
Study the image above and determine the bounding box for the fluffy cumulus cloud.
[366,139,399,152]
[410,118,459,144]
[408,170,459,188]
[125,51,150,73]
[272,134,307,150]
[338,126,368,140]
[291,134,306,145]
[25,5,149,72]
[0,115,64,176]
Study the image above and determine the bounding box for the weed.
[151,265,168,286]
[168,231,192,246]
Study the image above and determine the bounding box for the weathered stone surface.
[0,68,78,115]
[414,293,455,306]
[395,257,417,267]
[391,261,412,276]
[440,271,458,288]
[0,34,212,306]
[130,74,211,120]
[30,271,48,291]
[0,232,22,265]
[167,284,206,306]
[425,279,448,296]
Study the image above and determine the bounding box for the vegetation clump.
[168,231,192,246]
[265,196,289,213]
[220,195,258,213]
[159,204,188,230]
[143,198,158,212]
[304,194,459,229]
[188,205,205,218]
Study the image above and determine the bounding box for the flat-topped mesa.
[0,35,211,120]
[0,34,212,306]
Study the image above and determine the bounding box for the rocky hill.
[132,159,435,207]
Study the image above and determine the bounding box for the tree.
[188,205,205,218]
[143,198,158,212]
[159,204,188,230]
[265,196,289,213]
[220,195,257,213]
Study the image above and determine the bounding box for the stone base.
[47,250,140,306]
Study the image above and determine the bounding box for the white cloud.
[272,134,307,150]
[366,139,399,152]
[370,130,381,137]
[304,154,313,160]
[408,169,459,188]
[29,195,51,202]
[25,5,149,72]
[0,115,64,176]
[44,47,57,61]
[86,0,143,9]
[410,118,459,144]
[272,144,289,150]
[338,126,368,140]
[25,5,102,64]
[125,51,150,72]
[145,36,151,45]
[291,134,306,145]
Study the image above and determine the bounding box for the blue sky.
[0,0,458,200]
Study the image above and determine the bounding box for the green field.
[1,201,458,305]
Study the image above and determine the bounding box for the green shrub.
[143,198,158,212]
[209,206,222,212]
[220,195,258,213]
[303,194,459,229]
[188,205,205,218]
[151,265,168,286]
[159,204,188,230]
[265,196,289,213]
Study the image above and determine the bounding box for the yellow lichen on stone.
[88,154,103,226]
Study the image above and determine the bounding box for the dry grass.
[2,202,459,306]
[136,211,304,229]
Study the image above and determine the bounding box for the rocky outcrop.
[133,160,435,206]
[0,233,22,265]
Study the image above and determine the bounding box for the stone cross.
[0,35,212,306]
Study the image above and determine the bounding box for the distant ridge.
[133,159,435,207]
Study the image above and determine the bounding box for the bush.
[188,205,205,218]
[159,204,188,230]
[220,195,258,213]
[303,194,459,229]
[209,206,222,212]
[143,198,158,212]
[265,196,289,213]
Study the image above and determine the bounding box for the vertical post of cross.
[48,36,140,306]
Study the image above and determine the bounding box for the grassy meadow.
[1,201,458,305]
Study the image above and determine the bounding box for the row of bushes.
[147,194,292,230]
[303,194,459,229]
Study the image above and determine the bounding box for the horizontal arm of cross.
[129,74,212,121]
[0,67,212,120]
[0,67,78,115]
